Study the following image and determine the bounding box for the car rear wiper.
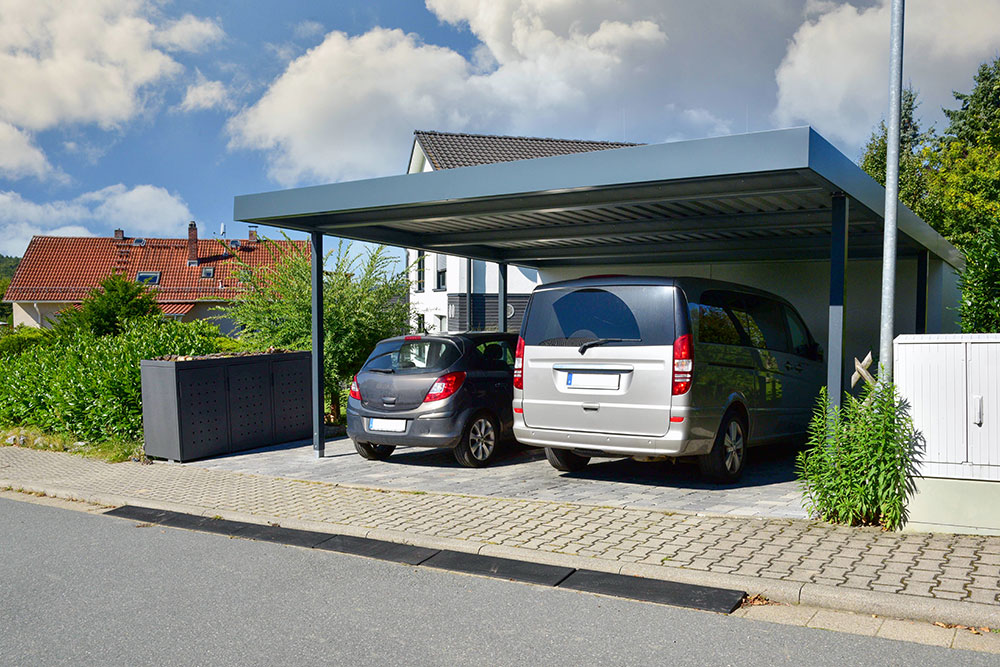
[367,368,394,373]
[578,338,641,354]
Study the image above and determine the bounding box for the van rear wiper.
[578,338,641,354]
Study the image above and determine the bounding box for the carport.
[233,127,963,458]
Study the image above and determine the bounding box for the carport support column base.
[311,231,325,458]
[827,194,848,408]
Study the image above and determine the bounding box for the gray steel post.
[498,262,508,333]
[466,257,473,330]
[916,250,928,334]
[311,231,324,458]
[828,194,849,408]
[879,0,905,378]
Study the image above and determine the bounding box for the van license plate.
[368,418,406,432]
[566,372,620,390]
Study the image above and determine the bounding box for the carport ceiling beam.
[303,183,830,229]
[422,209,841,249]
[501,232,888,262]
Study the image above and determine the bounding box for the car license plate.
[566,372,620,390]
[368,418,407,432]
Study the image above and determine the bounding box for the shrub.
[0,316,219,443]
[0,325,49,357]
[796,381,920,531]
[52,273,160,337]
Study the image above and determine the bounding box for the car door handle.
[785,362,804,372]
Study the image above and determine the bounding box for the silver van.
[512,276,824,481]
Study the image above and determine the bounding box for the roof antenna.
[219,222,226,238]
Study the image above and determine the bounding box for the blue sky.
[2,0,999,260]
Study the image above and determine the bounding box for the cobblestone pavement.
[3,446,999,611]
[191,437,807,519]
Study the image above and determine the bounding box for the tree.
[957,225,1000,333]
[944,56,1000,148]
[859,88,934,221]
[52,273,161,337]
[223,237,412,415]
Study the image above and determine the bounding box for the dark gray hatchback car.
[346,332,518,467]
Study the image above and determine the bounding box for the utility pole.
[879,0,905,378]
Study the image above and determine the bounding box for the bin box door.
[178,366,230,458]
[967,342,999,466]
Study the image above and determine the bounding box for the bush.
[52,273,160,337]
[796,382,920,531]
[958,225,1000,333]
[0,325,49,357]
[0,316,220,443]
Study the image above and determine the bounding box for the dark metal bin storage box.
[140,352,311,462]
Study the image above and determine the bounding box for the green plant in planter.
[796,380,921,531]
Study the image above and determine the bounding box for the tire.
[454,413,499,468]
[354,440,395,461]
[698,411,748,482]
[544,446,590,472]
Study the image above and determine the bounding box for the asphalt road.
[0,497,987,666]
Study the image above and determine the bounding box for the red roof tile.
[3,235,309,304]
[160,303,195,315]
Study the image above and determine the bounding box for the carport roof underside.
[234,127,962,270]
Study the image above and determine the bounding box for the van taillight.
[513,336,525,389]
[349,375,362,400]
[672,334,693,395]
[423,371,466,402]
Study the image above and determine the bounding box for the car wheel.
[454,413,499,468]
[354,440,395,461]
[544,447,590,472]
[698,411,747,482]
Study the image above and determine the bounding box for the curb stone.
[5,479,1000,629]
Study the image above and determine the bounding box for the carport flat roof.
[234,127,962,269]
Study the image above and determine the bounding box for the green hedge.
[0,317,220,442]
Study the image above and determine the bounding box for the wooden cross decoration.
[851,351,875,389]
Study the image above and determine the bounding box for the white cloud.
[178,72,233,112]
[0,121,54,180]
[0,184,193,256]
[293,20,325,40]
[228,1,671,185]
[153,13,225,53]
[0,0,225,180]
[773,0,1000,151]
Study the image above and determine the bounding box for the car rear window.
[522,285,675,347]
[362,339,461,374]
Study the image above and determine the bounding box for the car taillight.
[672,334,693,395]
[423,371,466,402]
[513,336,525,390]
[349,375,362,400]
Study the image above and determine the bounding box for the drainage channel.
[104,505,745,614]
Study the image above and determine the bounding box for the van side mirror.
[809,342,823,362]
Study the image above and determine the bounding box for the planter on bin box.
[140,352,311,462]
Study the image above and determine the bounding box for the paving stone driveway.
[192,437,807,519]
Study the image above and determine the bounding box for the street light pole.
[879,0,905,379]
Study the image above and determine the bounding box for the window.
[416,314,425,332]
[136,271,160,285]
[437,314,447,332]
[695,302,741,345]
[476,340,514,371]
[435,253,447,290]
[522,285,674,347]
[784,306,819,360]
[415,251,425,292]
[201,266,215,279]
[728,295,788,352]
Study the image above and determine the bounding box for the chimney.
[187,221,198,266]
[114,229,124,240]
[248,225,258,243]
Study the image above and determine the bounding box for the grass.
[1,426,143,463]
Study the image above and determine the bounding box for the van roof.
[531,275,793,306]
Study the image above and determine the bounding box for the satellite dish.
[506,303,515,319]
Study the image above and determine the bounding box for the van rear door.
[520,284,676,437]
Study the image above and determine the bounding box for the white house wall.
[11,301,72,328]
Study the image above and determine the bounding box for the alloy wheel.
[469,418,496,461]
[723,421,744,474]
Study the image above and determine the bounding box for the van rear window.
[522,285,675,347]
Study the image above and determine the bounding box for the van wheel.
[354,440,395,461]
[545,447,590,472]
[698,411,747,482]
[454,413,499,468]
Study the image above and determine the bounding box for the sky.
[2,0,999,260]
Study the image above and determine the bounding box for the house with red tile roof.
[2,222,308,333]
